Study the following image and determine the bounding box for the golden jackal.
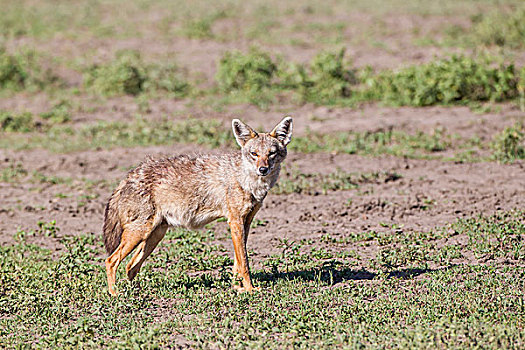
[103,117,293,295]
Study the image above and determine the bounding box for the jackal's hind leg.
[105,225,151,296]
[126,225,168,281]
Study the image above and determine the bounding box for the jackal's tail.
[103,191,123,255]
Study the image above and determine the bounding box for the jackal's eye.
[250,151,258,158]
[269,150,277,157]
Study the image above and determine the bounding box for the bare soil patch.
[1,145,523,269]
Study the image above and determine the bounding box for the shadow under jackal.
[103,117,293,295]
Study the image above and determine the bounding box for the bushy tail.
[103,191,123,255]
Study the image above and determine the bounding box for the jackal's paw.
[107,288,117,297]
[233,285,261,293]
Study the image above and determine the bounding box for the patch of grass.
[0,47,59,92]
[39,100,72,124]
[216,48,277,94]
[361,55,519,106]
[182,18,214,39]
[519,66,525,111]
[0,111,35,132]
[491,122,525,162]
[281,48,356,104]
[291,127,454,158]
[216,48,357,105]
[83,50,190,97]
[0,118,233,152]
[83,51,146,96]
[456,210,525,261]
[214,48,280,108]
[0,161,28,182]
[214,49,522,109]
[1,211,525,348]
[371,210,525,269]
[0,0,112,39]
[1,104,71,133]
[465,6,525,49]
[0,161,71,185]
[0,117,490,161]
[143,62,190,98]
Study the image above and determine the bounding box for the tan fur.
[103,117,293,295]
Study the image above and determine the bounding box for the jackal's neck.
[239,161,281,203]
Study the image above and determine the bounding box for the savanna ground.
[1,0,525,348]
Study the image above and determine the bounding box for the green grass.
[215,49,523,108]
[1,210,524,348]
[360,55,519,106]
[216,48,277,93]
[0,47,60,92]
[0,117,498,162]
[445,5,525,49]
[2,44,524,110]
[83,50,190,97]
[181,18,214,39]
[491,122,525,162]
[280,48,357,105]
[0,110,35,132]
[0,103,72,133]
[0,118,233,152]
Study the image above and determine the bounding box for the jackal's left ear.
[232,119,258,147]
[269,116,293,146]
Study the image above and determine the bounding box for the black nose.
[259,166,269,175]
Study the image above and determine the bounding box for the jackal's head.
[232,116,293,177]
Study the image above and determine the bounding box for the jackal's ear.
[269,116,293,146]
[232,119,258,147]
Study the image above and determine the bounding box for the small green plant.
[1,103,72,133]
[0,47,58,91]
[0,161,28,182]
[491,123,525,162]
[216,48,277,93]
[468,7,525,49]
[37,220,59,238]
[83,50,146,96]
[182,18,214,39]
[0,111,35,132]
[84,51,190,97]
[290,49,355,104]
[279,49,356,104]
[362,55,519,106]
[307,49,354,101]
[40,100,71,124]
[143,63,190,97]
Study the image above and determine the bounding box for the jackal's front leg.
[233,204,261,277]
[228,216,256,292]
